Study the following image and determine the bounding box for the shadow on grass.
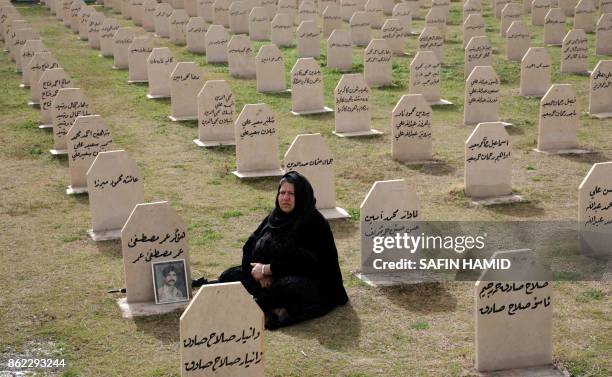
[133,311,181,343]
[239,176,285,191]
[280,303,361,351]
[95,239,122,258]
[506,125,526,135]
[483,201,546,218]
[559,151,610,165]
[377,282,457,313]
[403,160,457,176]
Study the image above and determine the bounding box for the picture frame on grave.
[152,259,190,305]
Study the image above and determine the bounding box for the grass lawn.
[0,2,610,376]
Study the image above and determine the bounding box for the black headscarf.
[267,171,317,230]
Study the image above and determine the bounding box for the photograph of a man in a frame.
[152,260,189,304]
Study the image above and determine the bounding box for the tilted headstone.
[463,13,486,48]
[350,11,370,46]
[205,24,230,63]
[77,5,94,40]
[544,8,566,45]
[520,47,552,97]
[573,0,595,33]
[291,58,332,114]
[298,1,318,24]
[99,18,120,57]
[418,26,444,64]
[180,283,264,377]
[194,80,235,147]
[465,36,492,78]
[531,0,552,26]
[154,2,173,38]
[425,7,448,37]
[392,94,433,162]
[249,7,269,41]
[271,13,294,47]
[463,0,482,21]
[365,0,384,29]
[588,61,612,118]
[475,250,552,372]
[284,134,350,219]
[334,74,381,137]
[256,44,286,92]
[87,150,145,241]
[213,0,230,27]
[197,0,214,22]
[121,201,192,304]
[327,29,353,71]
[381,18,409,56]
[410,51,451,106]
[560,29,589,74]
[169,9,189,45]
[147,48,178,99]
[596,13,612,55]
[142,0,157,32]
[40,68,72,132]
[19,40,48,87]
[506,21,530,61]
[340,0,358,21]
[66,115,114,194]
[296,20,320,58]
[112,27,135,70]
[186,17,207,53]
[233,103,284,178]
[50,87,91,154]
[578,162,612,258]
[229,0,250,34]
[500,3,521,37]
[170,62,205,121]
[87,11,104,49]
[392,3,412,35]
[364,39,392,87]
[227,34,256,78]
[322,4,342,37]
[27,52,59,107]
[464,66,502,126]
[537,84,580,152]
[465,122,512,198]
[128,36,152,83]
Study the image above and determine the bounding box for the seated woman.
[219,171,349,329]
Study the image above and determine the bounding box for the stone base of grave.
[291,106,334,116]
[19,83,28,88]
[27,101,39,107]
[478,364,569,377]
[232,169,285,179]
[38,123,53,129]
[333,129,383,137]
[147,93,170,99]
[470,194,527,206]
[590,112,612,119]
[88,228,122,241]
[319,206,351,220]
[117,298,188,319]
[464,121,513,127]
[66,185,88,195]
[153,34,169,39]
[193,139,236,147]
[430,98,453,106]
[98,54,112,58]
[49,148,68,155]
[260,88,291,94]
[111,65,127,70]
[169,115,197,122]
[15,68,21,74]
[127,79,148,84]
[546,43,562,47]
[398,158,445,165]
[354,271,442,287]
[533,148,593,155]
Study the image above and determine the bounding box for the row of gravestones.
[6,3,612,376]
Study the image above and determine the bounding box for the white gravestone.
[147,48,178,99]
[465,36,492,79]
[381,18,409,56]
[573,0,595,33]
[194,80,236,147]
[537,84,584,153]
[120,201,192,315]
[284,134,350,219]
[255,44,286,92]
[425,7,448,38]
[87,11,104,49]
[66,115,115,194]
[544,8,566,46]
[322,4,341,37]
[186,17,208,54]
[87,150,145,241]
[19,40,48,87]
[463,13,486,49]
[180,282,264,377]
[142,0,157,32]
[127,36,152,83]
[112,27,135,70]
[154,3,173,38]
[69,0,83,33]
[588,61,612,118]
[213,0,230,27]
[365,0,383,29]
[227,35,256,78]
[277,0,297,24]
[233,103,285,178]
[334,74,381,137]
[506,21,530,61]
[130,0,145,26]
[77,5,94,40]
[578,162,612,258]
[12,28,38,72]
[229,1,250,34]
[169,9,190,45]
[494,0,511,18]
[531,0,552,26]
[596,14,612,55]
[560,29,589,75]
[418,26,444,64]
[392,3,413,35]
[501,3,521,37]
[350,11,370,46]
[291,58,332,115]
[271,13,294,47]
[197,0,214,22]
[40,68,72,133]
[27,52,59,107]
[364,39,392,87]
[463,0,482,22]
[520,47,552,97]
[249,7,270,41]
[298,1,318,24]
[464,66,508,126]
[327,29,353,72]
[170,62,205,121]
[340,0,357,21]
[261,0,277,17]
[206,24,230,63]
[392,94,433,162]
[602,0,612,12]
[296,20,320,58]
[465,122,512,198]
[409,51,452,106]
[51,88,90,155]
[99,18,120,57]
[475,250,552,372]
[184,0,198,16]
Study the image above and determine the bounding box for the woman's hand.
[250,263,270,281]
[259,276,273,288]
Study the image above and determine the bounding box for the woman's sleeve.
[241,217,268,272]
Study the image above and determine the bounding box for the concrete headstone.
[255,44,286,92]
[170,62,204,121]
[50,87,90,154]
[195,80,235,146]
[537,84,580,152]
[520,47,552,97]
[464,66,501,126]
[327,29,353,71]
[364,39,392,87]
[205,24,230,63]
[392,94,433,162]
[588,60,612,118]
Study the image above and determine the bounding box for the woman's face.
[278,182,296,214]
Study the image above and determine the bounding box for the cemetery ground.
[0,3,610,377]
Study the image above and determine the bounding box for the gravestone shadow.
[133,311,182,343]
[95,239,121,257]
[403,160,456,176]
[483,201,546,217]
[560,151,608,165]
[378,282,457,313]
[280,303,361,351]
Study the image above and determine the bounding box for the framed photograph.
[152,259,190,304]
